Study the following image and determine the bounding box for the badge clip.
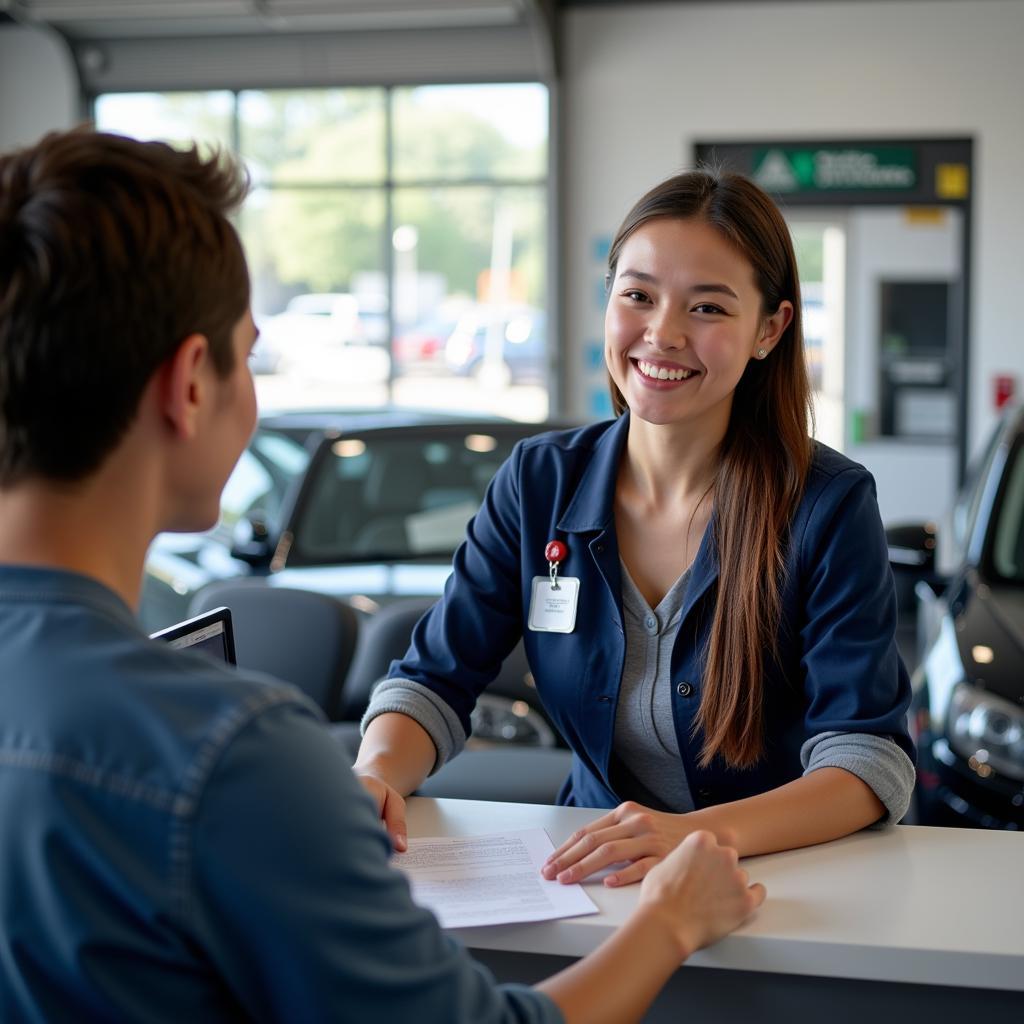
[544,539,568,591]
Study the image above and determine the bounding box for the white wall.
[843,207,961,523]
[0,25,79,151]
[563,0,1024,469]
[845,207,961,417]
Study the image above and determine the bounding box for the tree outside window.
[95,83,549,420]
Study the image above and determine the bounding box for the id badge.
[527,575,580,633]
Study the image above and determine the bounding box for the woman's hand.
[541,801,729,886]
[352,768,409,852]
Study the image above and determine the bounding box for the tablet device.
[150,606,237,665]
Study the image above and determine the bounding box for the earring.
[757,347,767,359]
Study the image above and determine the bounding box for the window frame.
[90,82,554,407]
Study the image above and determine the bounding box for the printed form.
[393,828,599,929]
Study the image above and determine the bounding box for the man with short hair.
[0,128,763,1022]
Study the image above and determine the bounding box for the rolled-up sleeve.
[361,677,468,772]
[802,730,916,824]
[796,467,916,764]
[190,701,562,1024]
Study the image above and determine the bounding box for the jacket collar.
[555,411,720,615]
[0,564,138,631]
[557,412,631,534]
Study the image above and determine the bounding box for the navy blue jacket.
[393,415,914,809]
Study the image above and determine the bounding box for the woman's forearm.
[688,767,885,857]
[353,712,437,796]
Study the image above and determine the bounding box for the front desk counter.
[406,797,1023,1024]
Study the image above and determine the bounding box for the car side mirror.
[886,522,939,627]
[885,521,938,573]
[229,512,275,567]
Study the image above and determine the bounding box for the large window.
[95,84,549,420]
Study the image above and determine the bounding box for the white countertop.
[406,797,1024,991]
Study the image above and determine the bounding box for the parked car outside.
[887,404,1024,829]
[444,304,547,386]
[143,409,579,747]
[354,292,390,346]
[255,294,392,382]
[392,314,460,373]
[259,293,360,354]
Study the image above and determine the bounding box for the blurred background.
[4,0,1020,504]
[3,0,1024,827]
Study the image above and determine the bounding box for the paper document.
[393,828,599,929]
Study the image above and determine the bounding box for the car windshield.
[990,437,1024,585]
[213,428,311,541]
[289,427,526,563]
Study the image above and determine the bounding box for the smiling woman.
[603,181,803,770]
[354,169,916,885]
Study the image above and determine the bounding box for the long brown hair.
[607,170,813,769]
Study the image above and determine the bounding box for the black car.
[142,408,577,748]
[142,407,516,631]
[888,404,1024,829]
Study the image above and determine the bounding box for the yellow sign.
[904,207,947,226]
[936,163,969,200]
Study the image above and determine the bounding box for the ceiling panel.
[1,0,533,39]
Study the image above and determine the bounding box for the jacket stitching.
[0,748,177,811]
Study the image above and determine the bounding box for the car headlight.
[947,682,1024,782]
[470,694,556,748]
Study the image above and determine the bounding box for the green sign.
[752,146,917,193]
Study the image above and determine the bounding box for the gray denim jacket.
[0,566,559,1024]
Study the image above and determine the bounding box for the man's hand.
[639,830,765,957]
[536,829,762,1024]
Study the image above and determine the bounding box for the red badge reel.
[545,539,568,589]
